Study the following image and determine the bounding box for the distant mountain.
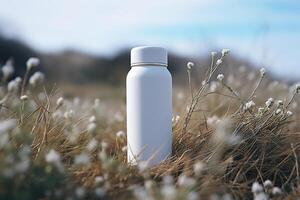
[0,34,277,85]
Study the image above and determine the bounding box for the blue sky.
[0,0,299,79]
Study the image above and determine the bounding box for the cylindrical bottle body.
[126,66,172,166]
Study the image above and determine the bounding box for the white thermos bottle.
[127,46,172,166]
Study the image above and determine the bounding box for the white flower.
[29,72,44,87]
[209,81,218,92]
[263,180,273,189]
[144,180,153,190]
[187,192,198,200]
[260,68,266,76]
[207,115,220,127]
[114,111,124,122]
[94,98,100,107]
[87,122,97,133]
[7,77,21,92]
[56,97,64,107]
[89,115,96,123]
[258,107,264,115]
[265,98,274,108]
[217,74,224,82]
[45,149,64,172]
[275,109,282,115]
[211,52,217,57]
[177,175,196,188]
[20,95,28,101]
[0,119,17,135]
[254,193,268,200]
[95,187,105,197]
[161,185,176,199]
[172,115,180,123]
[251,182,263,194]
[75,187,86,198]
[221,48,230,56]
[187,62,194,70]
[193,161,205,176]
[101,141,108,149]
[94,176,104,184]
[243,100,255,111]
[163,175,174,185]
[214,119,240,146]
[116,130,125,138]
[26,57,40,70]
[286,111,293,117]
[272,187,282,196]
[87,138,98,151]
[64,110,74,120]
[216,59,222,66]
[2,62,14,78]
[295,83,300,93]
[74,152,90,165]
[14,159,30,173]
[276,100,283,106]
[138,161,148,172]
[121,146,127,152]
[45,149,61,164]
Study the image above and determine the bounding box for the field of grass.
[0,51,300,200]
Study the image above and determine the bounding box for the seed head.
[260,68,266,76]
[87,122,97,133]
[276,100,283,106]
[177,175,196,188]
[217,74,224,82]
[20,95,28,101]
[89,115,96,123]
[121,146,127,152]
[74,152,90,165]
[0,119,17,135]
[272,187,282,197]
[286,111,293,117]
[251,182,263,194]
[26,57,40,70]
[263,180,273,189]
[94,176,104,184]
[211,52,217,57]
[296,83,300,93]
[187,62,194,70]
[265,98,274,108]
[243,100,255,111]
[116,130,125,138]
[216,59,222,66]
[87,138,98,151]
[7,77,21,92]
[275,109,282,115]
[221,48,230,56]
[95,187,105,197]
[29,72,45,87]
[45,149,61,164]
[1,62,14,79]
[193,161,205,176]
[56,97,64,107]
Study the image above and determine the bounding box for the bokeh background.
[0,0,299,95]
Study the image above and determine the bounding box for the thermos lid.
[131,46,168,66]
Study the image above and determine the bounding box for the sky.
[0,0,299,79]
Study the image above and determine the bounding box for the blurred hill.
[0,34,272,85]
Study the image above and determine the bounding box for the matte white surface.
[131,46,167,66]
[126,65,172,167]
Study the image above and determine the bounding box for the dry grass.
[0,52,299,200]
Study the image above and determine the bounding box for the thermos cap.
[131,46,168,67]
